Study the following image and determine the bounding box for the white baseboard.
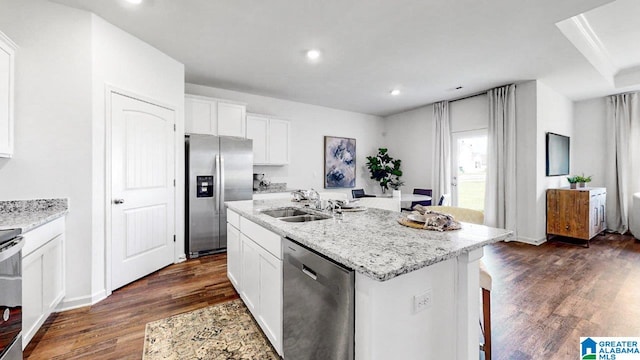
[57,289,107,312]
[513,236,546,246]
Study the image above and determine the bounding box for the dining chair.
[422,205,491,360]
[351,189,376,199]
[437,193,451,206]
[401,188,432,212]
[412,188,432,207]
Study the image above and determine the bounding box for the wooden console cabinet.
[546,187,606,245]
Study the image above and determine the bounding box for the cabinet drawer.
[227,209,240,229]
[240,217,281,259]
[22,217,65,257]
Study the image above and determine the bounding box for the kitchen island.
[226,199,512,360]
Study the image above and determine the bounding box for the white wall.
[536,81,574,241]
[186,83,384,196]
[514,80,575,244]
[0,2,185,308]
[89,16,185,304]
[383,95,488,198]
[450,95,488,133]
[515,81,539,243]
[386,82,576,245]
[573,98,607,186]
[383,105,434,194]
[0,0,94,302]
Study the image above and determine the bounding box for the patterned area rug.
[143,299,279,359]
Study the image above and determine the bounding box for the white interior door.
[451,130,487,210]
[111,92,175,290]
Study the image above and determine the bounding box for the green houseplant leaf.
[365,148,404,191]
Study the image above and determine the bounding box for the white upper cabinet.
[217,102,246,137]
[268,119,290,165]
[184,94,246,137]
[246,113,290,165]
[0,31,16,158]
[246,114,269,164]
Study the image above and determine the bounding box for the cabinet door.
[572,192,590,239]
[185,97,217,135]
[593,192,606,234]
[546,190,560,235]
[227,223,242,290]
[0,32,16,158]
[218,102,246,137]
[240,234,260,314]
[268,119,290,165]
[42,235,64,311]
[599,192,606,233]
[22,252,44,344]
[258,250,283,355]
[246,115,269,164]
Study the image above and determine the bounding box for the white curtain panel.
[432,101,451,205]
[484,84,517,230]
[605,92,640,233]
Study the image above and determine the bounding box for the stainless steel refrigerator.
[186,134,253,257]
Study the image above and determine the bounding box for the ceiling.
[50,0,638,116]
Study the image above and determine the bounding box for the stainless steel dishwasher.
[283,237,355,360]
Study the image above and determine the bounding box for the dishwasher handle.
[302,265,318,281]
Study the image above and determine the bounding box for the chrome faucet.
[308,189,321,210]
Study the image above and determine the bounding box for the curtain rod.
[449,91,486,103]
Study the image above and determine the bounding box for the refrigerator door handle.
[220,155,225,207]
[215,154,220,212]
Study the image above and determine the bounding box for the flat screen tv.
[546,132,570,176]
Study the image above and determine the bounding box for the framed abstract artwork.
[324,136,356,188]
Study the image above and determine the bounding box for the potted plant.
[390,179,405,198]
[580,174,592,188]
[567,175,579,189]
[365,148,403,194]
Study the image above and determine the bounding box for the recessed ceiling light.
[125,0,143,4]
[390,89,401,96]
[306,49,321,60]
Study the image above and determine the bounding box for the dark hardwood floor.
[24,254,239,360]
[25,234,640,359]
[484,233,640,359]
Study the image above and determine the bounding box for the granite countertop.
[253,183,291,194]
[226,199,513,282]
[0,198,69,232]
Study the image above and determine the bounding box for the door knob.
[113,199,125,204]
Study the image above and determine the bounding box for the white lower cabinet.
[256,249,282,348]
[22,217,66,348]
[226,209,283,356]
[240,233,261,314]
[226,223,241,289]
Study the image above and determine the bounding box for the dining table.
[376,193,432,208]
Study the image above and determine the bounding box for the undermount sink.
[261,207,332,222]
[279,214,332,222]
[262,208,311,218]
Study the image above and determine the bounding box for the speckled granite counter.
[0,198,68,232]
[253,183,291,194]
[226,199,513,281]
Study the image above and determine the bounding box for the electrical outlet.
[414,289,432,313]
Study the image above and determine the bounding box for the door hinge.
[173,124,176,131]
[173,234,176,242]
[173,179,176,187]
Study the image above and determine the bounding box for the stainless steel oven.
[0,229,23,360]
